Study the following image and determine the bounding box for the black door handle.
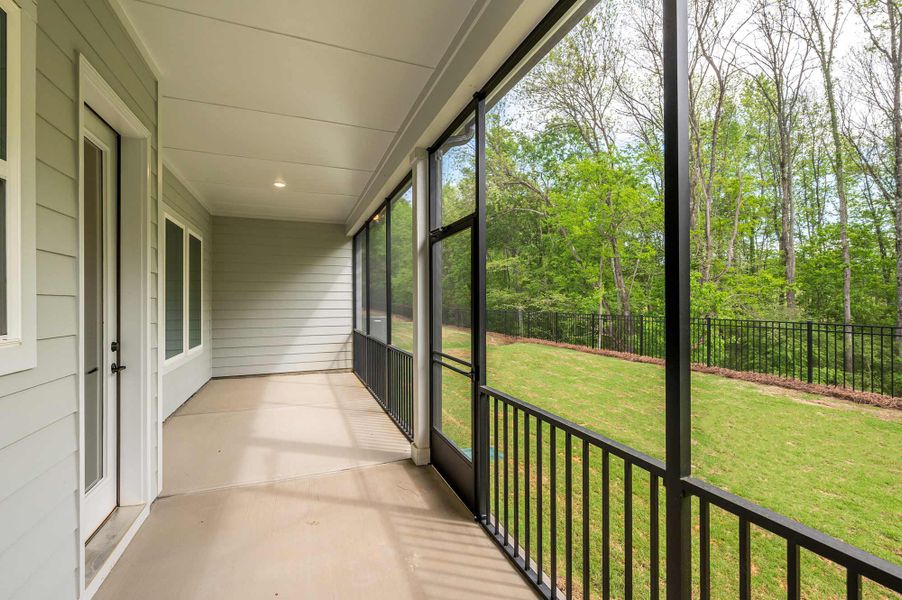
[111,363,127,374]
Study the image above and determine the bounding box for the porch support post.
[410,148,431,465]
[663,0,692,593]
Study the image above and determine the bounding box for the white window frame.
[161,211,203,368]
[0,0,35,376]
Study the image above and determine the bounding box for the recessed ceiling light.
[273,180,287,189]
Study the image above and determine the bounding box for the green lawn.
[389,321,901,598]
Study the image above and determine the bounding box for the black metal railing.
[353,330,413,440]
[479,386,902,599]
[425,307,902,397]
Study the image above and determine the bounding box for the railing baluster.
[739,516,751,600]
[504,400,509,548]
[537,418,544,587]
[787,540,800,600]
[565,433,573,600]
[551,426,558,599]
[525,413,531,570]
[700,498,710,600]
[582,440,590,600]
[514,407,520,557]
[847,570,862,600]
[494,394,499,535]
[624,461,632,600]
[650,474,659,600]
[602,450,610,600]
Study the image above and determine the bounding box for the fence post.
[705,317,712,367]
[526,312,532,339]
[806,320,814,384]
[639,315,645,356]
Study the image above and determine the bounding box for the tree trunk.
[814,19,854,369]
[891,0,902,355]
[609,240,631,319]
[597,254,605,349]
[779,137,797,309]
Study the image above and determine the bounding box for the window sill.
[161,344,205,374]
[0,336,36,376]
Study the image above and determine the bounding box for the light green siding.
[212,217,352,377]
[0,1,159,598]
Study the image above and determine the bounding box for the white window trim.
[0,0,35,376]
[161,211,203,370]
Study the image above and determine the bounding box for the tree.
[689,0,748,285]
[846,0,902,336]
[799,0,854,366]
[746,0,813,309]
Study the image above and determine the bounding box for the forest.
[428,0,902,335]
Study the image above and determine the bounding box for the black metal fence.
[480,386,902,599]
[353,330,414,439]
[433,308,902,397]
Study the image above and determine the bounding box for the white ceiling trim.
[108,0,162,79]
[161,155,213,214]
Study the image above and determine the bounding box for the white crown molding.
[161,155,215,215]
[108,0,163,80]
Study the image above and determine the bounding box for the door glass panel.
[368,208,387,341]
[434,364,473,456]
[188,234,202,348]
[165,219,184,359]
[434,114,476,228]
[434,228,471,363]
[83,139,103,490]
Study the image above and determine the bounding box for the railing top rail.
[685,477,902,591]
[387,345,413,358]
[443,309,902,332]
[481,385,666,476]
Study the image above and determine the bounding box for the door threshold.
[84,504,147,592]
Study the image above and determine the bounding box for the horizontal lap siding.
[161,168,213,418]
[0,1,159,598]
[212,217,352,377]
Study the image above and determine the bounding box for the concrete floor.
[94,372,535,600]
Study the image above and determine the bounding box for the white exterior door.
[82,107,121,537]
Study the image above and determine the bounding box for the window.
[164,218,184,360]
[164,214,203,362]
[188,233,202,349]
[0,0,19,343]
[0,0,33,378]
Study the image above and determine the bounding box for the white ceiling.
[120,0,478,222]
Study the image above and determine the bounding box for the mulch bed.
[488,333,902,410]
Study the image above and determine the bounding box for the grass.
[388,321,901,598]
